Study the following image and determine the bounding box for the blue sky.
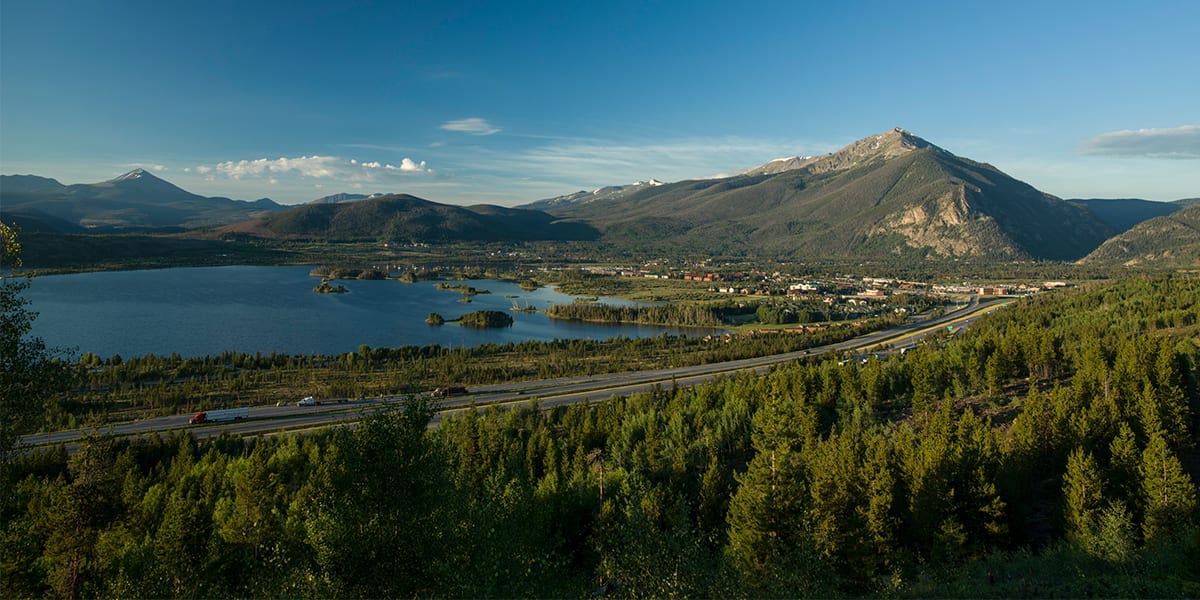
[2,0,1197,206]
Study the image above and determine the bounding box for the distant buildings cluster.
[578,263,1073,304]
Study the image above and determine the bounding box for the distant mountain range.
[4,133,1195,265]
[0,169,284,231]
[520,180,666,212]
[220,194,600,243]
[0,169,596,244]
[535,128,1117,261]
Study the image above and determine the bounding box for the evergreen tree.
[1139,433,1198,544]
[725,387,812,581]
[1108,422,1141,505]
[1062,448,1106,545]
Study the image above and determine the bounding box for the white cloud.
[1082,125,1200,159]
[398,158,428,172]
[195,154,432,194]
[440,117,500,136]
[215,155,340,179]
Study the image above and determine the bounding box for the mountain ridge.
[221,193,600,243]
[543,128,1116,260]
[1082,204,1200,267]
[1068,198,1182,233]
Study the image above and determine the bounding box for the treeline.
[546,301,725,327]
[3,275,1198,597]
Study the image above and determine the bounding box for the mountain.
[0,169,285,231]
[520,180,666,211]
[220,194,599,243]
[1082,205,1200,267]
[544,128,1115,261]
[1069,198,1180,233]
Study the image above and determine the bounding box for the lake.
[24,265,708,359]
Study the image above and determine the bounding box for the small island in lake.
[310,267,387,280]
[435,283,491,296]
[425,312,445,325]
[453,310,514,328]
[313,279,348,294]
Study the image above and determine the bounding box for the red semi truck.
[189,407,249,425]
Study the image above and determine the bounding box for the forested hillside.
[1083,205,1200,267]
[223,194,599,243]
[2,277,1198,597]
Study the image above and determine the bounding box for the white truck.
[188,407,249,425]
[297,395,350,406]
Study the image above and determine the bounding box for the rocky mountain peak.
[817,127,937,166]
[112,168,151,181]
[750,128,941,176]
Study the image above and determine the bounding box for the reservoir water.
[25,265,706,359]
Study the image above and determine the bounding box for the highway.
[19,296,1005,451]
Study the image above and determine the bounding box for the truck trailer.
[189,407,249,425]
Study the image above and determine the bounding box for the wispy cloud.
[1082,125,1200,159]
[122,162,167,172]
[466,136,825,187]
[440,117,501,136]
[353,158,431,173]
